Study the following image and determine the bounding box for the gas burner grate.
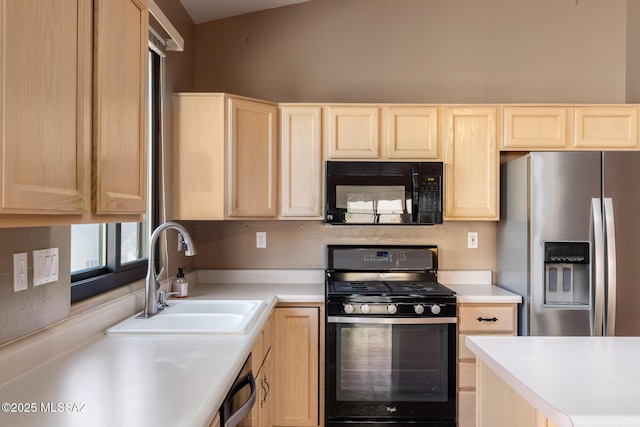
[332,281,390,293]
[384,281,455,296]
[388,282,438,292]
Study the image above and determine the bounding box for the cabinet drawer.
[459,305,516,333]
[458,334,475,360]
[457,390,476,427]
[458,361,476,390]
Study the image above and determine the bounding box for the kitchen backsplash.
[0,226,70,344]
[188,220,497,272]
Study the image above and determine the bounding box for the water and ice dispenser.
[543,241,591,307]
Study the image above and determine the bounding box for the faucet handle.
[156,267,166,283]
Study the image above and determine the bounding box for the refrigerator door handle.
[591,198,605,337]
[604,198,617,336]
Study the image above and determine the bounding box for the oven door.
[325,316,456,426]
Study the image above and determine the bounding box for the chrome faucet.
[138,222,197,318]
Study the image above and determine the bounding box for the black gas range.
[326,245,457,318]
[325,245,457,427]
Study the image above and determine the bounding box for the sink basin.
[106,299,266,335]
[167,300,262,315]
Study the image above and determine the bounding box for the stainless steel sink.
[106,300,266,335]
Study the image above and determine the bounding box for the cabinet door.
[259,350,273,427]
[326,106,380,159]
[384,106,439,159]
[574,107,639,149]
[209,412,221,427]
[502,107,568,150]
[280,106,323,218]
[172,94,226,220]
[93,0,148,214]
[228,97,278,217]
[457,303,518,427]
[0,0,92,213]
[444,108,499,220]
[274,307,319,427]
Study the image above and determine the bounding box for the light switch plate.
[33,247,59,286]
[13,252,28,292]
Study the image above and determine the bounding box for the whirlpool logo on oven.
[385,406,397,414]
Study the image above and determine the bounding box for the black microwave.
[325,161,443,225]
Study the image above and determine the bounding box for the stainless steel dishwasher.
[220,356,256,427]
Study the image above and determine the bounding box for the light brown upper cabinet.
[0,0,92,215]
[0,0,148,226]
[383,106,440,159]
[228,97,278,217]
[325,106,380,159]
[573,106,639,149]
[173,93,278,220]
[502,107,568,150]
[280,105,323,219]
[93,0,148,214]
[325,105,440,160]
[444,107,499,221]
[501,105,640,151]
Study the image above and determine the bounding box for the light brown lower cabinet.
[240,314,275,427]
[209,412,221,427]
[237,304,323,427]
[457,303,517,427]
[273,304,323,427]
[258,350,273,427]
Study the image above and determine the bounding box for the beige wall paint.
[0,227,71,343]
[190,220,497,272]
[193,0,627,103]
[626,0,640,101]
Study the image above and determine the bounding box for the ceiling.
[179,0,312,24]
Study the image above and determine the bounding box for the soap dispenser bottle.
[173,267,188,298]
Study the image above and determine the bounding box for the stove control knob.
[414,304,425,315]
[343,303,354,314]
[387,304,398,314]
[360,304,370,314]
[430,304,441,315]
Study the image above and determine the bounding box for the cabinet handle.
[264,376,270,398]
[260,378,268,407]
[477,317,498,322]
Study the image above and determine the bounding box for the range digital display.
[376,251,389,258]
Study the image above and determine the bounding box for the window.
[70,47,163,302]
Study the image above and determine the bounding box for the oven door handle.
[328,316,457,325]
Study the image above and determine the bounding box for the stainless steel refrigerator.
[498,151,640,336]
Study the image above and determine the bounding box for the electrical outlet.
[468,232,478,249]
[256,232,267,249]
[13,252,28,292]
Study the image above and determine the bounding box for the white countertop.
[445,284,522,303]
[0,283,320,427]
[466,336,640,427]
[0,270,519,427]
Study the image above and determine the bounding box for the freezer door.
[529,152,601,336]
[603,152,640,336]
